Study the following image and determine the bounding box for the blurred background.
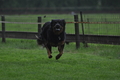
[0,0,120,14]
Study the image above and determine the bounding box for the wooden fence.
[0,31,119,45]
[0,13,120,49]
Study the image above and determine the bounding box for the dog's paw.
[49,55,52,59]
[56,54,62,60]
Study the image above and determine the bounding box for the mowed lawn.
[0,39,120,80]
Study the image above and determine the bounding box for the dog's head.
[51,19,66,35]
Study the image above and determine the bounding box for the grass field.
[0,39,120,80]
[0,14,120,80]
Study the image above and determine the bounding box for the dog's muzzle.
[54,23,62,31]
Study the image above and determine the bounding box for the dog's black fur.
[36,19,66,60]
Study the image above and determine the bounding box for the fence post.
[1,16,6,43]
[80,11,88,47]
[38,17,42,36]
[74,15,80,49]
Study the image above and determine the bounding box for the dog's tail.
[35,35,44,45]
[35,35,39,39]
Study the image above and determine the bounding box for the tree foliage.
[0,0,120,8]
[0,0,120,14]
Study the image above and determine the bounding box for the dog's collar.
[58,37,61,40]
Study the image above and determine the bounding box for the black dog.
[36,19,66,60]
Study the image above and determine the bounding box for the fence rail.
[0,13,120,49]
[0,31,119,45]
[1,21,120,24]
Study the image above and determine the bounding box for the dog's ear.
[62,19,66,27]
[61,19,66,31]
[51,20,55,27]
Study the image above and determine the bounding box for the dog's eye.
[58,21,64,25]
[53,22,57,25]
[54,21,58,24]
[57,21,61,24]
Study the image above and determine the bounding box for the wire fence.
[82,14,120,36]
[0,14,120,46]
[0,14,120,36]
[1,21,120,24]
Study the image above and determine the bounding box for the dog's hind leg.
[46,45,52,59]
[56,44,64,60]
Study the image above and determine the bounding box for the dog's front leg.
[56,44,64,60]
[46,45,52,58]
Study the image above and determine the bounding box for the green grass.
[0,39,120,80]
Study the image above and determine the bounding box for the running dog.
[36,19,66,60]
